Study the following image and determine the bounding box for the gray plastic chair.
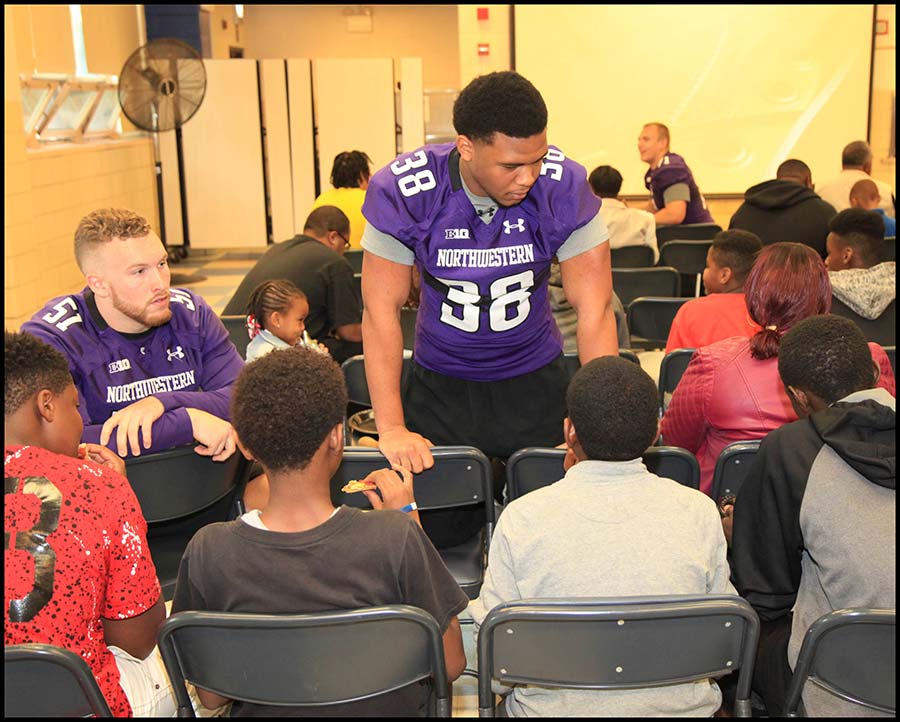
[125,444,253,599]
[784,608,895,717]
[627,296,690,349]
[659,239,714,297]
[656,223,722,244]
[658,347,696,414]
[610,244,655,268]
[220,314,250,359]
[332,446,494,600]
[562,350,641,385]
[709,440,761,504]
[477,595,759,717]
[506,445,700,501]
[5,643,112,717]
[158,606,451,717]
[612,267,681,308]
[345,248,364,274]
[883,235,895,262]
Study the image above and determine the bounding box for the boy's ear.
[36,389,56,424]
[456,134,475,162]
[327,423,343,452]
[564,417,578,447]
[719,266,734,285]
[85,272,109,299]
[786,385,813,416]
[233,432,256,462]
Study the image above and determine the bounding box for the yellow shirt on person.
[311,187,367,249]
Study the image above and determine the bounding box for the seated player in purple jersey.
[21,208,243,462]
[360,71,617,546]
[638,122,714,226]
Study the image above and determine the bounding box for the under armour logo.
[503,219,525,234]
[167,346,185,362]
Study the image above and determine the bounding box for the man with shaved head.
[817,140,895,218]
[850,178,896,237]
[729,158,836,256]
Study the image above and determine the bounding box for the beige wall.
[4,5,158,331]
[12,5,75,75]
[871,4,896,190]
[242,4,460,89]
[457,4,511,86]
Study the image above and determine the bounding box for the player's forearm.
[361,307,407,431]
[153,387,233,420]
[575,300,619,362]
[654,203,687,225]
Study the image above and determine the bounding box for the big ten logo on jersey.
[169,288,195,311]
[540,147,565,181]
[390,150,437,198]
[41,297,82,332]
[5,475,62,622]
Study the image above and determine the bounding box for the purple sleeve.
[153,303,244,419]
[361,145,452,249]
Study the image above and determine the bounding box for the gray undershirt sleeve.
[360,222,415,266]
[556,212,609,262]
[662,182,691,204]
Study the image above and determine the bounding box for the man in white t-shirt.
[817,140,895,218]
[589,165,659,262]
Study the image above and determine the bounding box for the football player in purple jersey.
[638,122,714,226]
[21,208,242,462]
[360,71,617,535]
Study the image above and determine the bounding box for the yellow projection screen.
[514,5,874,195]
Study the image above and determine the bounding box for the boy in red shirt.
[666,230,763,353]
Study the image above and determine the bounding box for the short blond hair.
[74,208,152,272]
[645,122,670,148]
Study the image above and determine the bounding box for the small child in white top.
[244,279,327,362]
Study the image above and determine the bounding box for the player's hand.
[378,427,434,473]
[78,443,127,477]
[363,464,415,510]
[186,408,237,461]
[100,396,165,457]
[720,504,734,547]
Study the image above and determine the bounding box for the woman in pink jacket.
[660,242,895,495]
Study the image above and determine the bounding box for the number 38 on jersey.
[390,150,437,198]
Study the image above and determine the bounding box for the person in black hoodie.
[727,314,895,716]
[729,159,836,257]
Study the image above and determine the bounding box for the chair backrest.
[883,236,895,262]
[658,348,696,413]
[610,244,655,268]
[220,314,251,360]
[332,446,494,598]
[125,445,251,598]
[506,446,699,501]
[709,440,761,504]
[400,306,417,350]
[659,239,714,297]
[627,297,691,349]
[158,606,451,716]
[612,267,681,308]
[5,643,113,718]
[341,351,414,408]
[477,595,759,717]
[345,248,364,274]
[562,350,641,385]
[884,345,896,376]
[656,223,722,244]
[353,273,363,307]
[829,298,895,347]
[784,608,895,717]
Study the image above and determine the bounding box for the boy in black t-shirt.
[171,347,468,716]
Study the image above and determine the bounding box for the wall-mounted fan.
[118,39,206,277]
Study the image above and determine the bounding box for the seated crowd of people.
[5,69,895,719]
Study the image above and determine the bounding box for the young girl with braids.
[244,279,328,362]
